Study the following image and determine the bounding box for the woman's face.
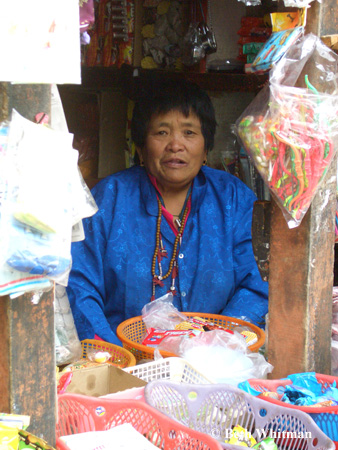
[138,109,207,193]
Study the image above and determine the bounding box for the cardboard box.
[321,34,338,52]
[64,364,146,397]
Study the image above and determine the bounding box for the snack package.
[141,328,200,348]
[245,26,304,74]
[270,10,306,32]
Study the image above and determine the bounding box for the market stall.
[0,0,337,448]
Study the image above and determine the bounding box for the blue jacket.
[67,165,268,345]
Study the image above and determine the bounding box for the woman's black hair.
[131,77,217,152]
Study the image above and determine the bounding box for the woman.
[67,78,268,345]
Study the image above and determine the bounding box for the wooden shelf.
[70,65,268,96]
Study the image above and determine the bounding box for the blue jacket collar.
[139,166,207,217]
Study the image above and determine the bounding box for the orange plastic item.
[56,393,223,450]
[116,312,265,362]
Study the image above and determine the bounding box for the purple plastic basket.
[144,381,335,450]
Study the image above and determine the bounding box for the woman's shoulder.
[201,166,257,202]
[92,166,143,193]
[202,166,248,188]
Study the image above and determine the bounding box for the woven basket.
[116,312,265,362]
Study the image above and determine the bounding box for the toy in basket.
[124,356,213,384]
[56,393,223,450]
[116,313,265,363]
[77,339,136,369]
[144,380,335,450]
[239,373,338,448]
[19,430,56,450]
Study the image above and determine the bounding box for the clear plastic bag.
[141,293,187,330]
[158,329,273,385]
[55,285,82,366]
[236,33,338,228]
[0,110,75,283]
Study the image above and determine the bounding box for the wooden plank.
[267,5,337,377]
[0,290,56,443]
[0,83,56,445]
[268,162,336,377]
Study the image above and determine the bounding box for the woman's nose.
[167,133,183,152]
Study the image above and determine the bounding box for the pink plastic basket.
[56,393,223,450]
[243,374,338,448]
[144,381,335,450]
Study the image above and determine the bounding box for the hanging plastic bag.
[0,109,75,284]
[55,284,82,366]
[236,33,338,228]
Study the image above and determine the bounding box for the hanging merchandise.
[80,0,95,34]
[283,0,317,7]
[245,26,304,74]
[235,33,338,229]
[181,0,216,66]
[237,0,263,6]
[0,110,74,280]
[85,0,134,67]
[245,11,307,74]
[0,109,97,296]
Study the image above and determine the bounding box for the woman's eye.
[185,130,195,135]
[157,130,167,135]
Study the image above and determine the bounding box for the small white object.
[94,351,110,363]
[59,423,159,450]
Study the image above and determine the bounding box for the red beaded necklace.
[151,195,190,301]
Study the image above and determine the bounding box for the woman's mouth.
[163,159,187,168]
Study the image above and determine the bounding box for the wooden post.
[0,83,56,445]
[267,2,338,377]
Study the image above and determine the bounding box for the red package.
[142,328,200,348]
[241,16,264,27]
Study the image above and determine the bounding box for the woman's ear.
[203,149,208,165]
[136,147,144,166]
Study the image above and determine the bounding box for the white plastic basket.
[123,357,213,384]
[144,381,335,450]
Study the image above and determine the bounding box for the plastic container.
[144,380,335,450]
[116,313,265,362]
[124,357,213,384]
[56,393,223,450]
[243,374,338,447]
[81,339,136,368]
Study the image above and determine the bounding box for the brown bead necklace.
[151,194,190,301]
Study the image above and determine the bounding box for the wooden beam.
[0,290,56,443]
[0,83,56,445]
[267,4,337,377]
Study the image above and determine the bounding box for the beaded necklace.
[151,192,191,301]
